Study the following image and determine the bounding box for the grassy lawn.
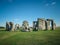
[0,29,60,45]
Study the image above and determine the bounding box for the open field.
[0,28,60,45]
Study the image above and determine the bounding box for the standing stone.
[37,18,46,30]
[6,22,10,31]
[33,21,38,31]
[28,27,33,32]
[51,20,54,30]
[22,21,29,32]
[33,21,36,29]
[15,24,20,30]
[6,22,14,31]
[9,22,14,31]
[46,21,50,30]
[46,19,54,30]
[53,23,56,30]
[33,18,56,31]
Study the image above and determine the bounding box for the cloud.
[45,2,56,6]
[51,2,56,5]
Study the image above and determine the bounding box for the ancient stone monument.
[22,21,29,32]
[33,18,56,31]
[53,23,56,30]
[6,18,56,32]
[28,27,33,32]
[33,21,38,31]
[6,22,10,31]
[6,22,14,31]
[15,24,20,30]
[37,18,46,30]
[45,20,50,30]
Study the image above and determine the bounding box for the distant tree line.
[0,26,5,29]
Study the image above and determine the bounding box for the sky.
[0,0,60,27]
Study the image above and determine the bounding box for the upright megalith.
[53,23,56,30]
[28,27,33,32]
[46,19,54,30]
[6,22,14,31]
[22,21,29,32]
[37,18,46,30]
[6,22,10,31]
[15,24,20,30]
[9,22,14,31]
[33,21,38,31]
[33,18,56,31]
[51,20,54,30]
[33,18,46,31]
[45,21,50,30]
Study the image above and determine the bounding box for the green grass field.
[0,28,60,45]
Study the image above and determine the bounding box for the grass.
[0,29,60,45]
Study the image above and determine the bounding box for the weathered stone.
[28,27,33,32]
[6,18,56,32]
[6,22,10,31]
[15,24,20,30]
[37,18,46,30]
[9,22,14,31]
[33,21,38,31]
[53,23,56,30]
[22,21,29,32]
[46,19,54,30]
[33,18,56,31]
[46,21,50,30]
[6,22,14,31]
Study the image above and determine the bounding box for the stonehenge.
[33,21,38,31]
[22,21,29,32]
[46,19,54,30]
[37,18,46,30]
[6,18,56,31]
[53,23,56,30]
[15,24,20,30]
[33,18,56,31]
[6,22,14,31]
[6,22,10,31]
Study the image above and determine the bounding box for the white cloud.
[45,2,56,6]
[51,2,56,5]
